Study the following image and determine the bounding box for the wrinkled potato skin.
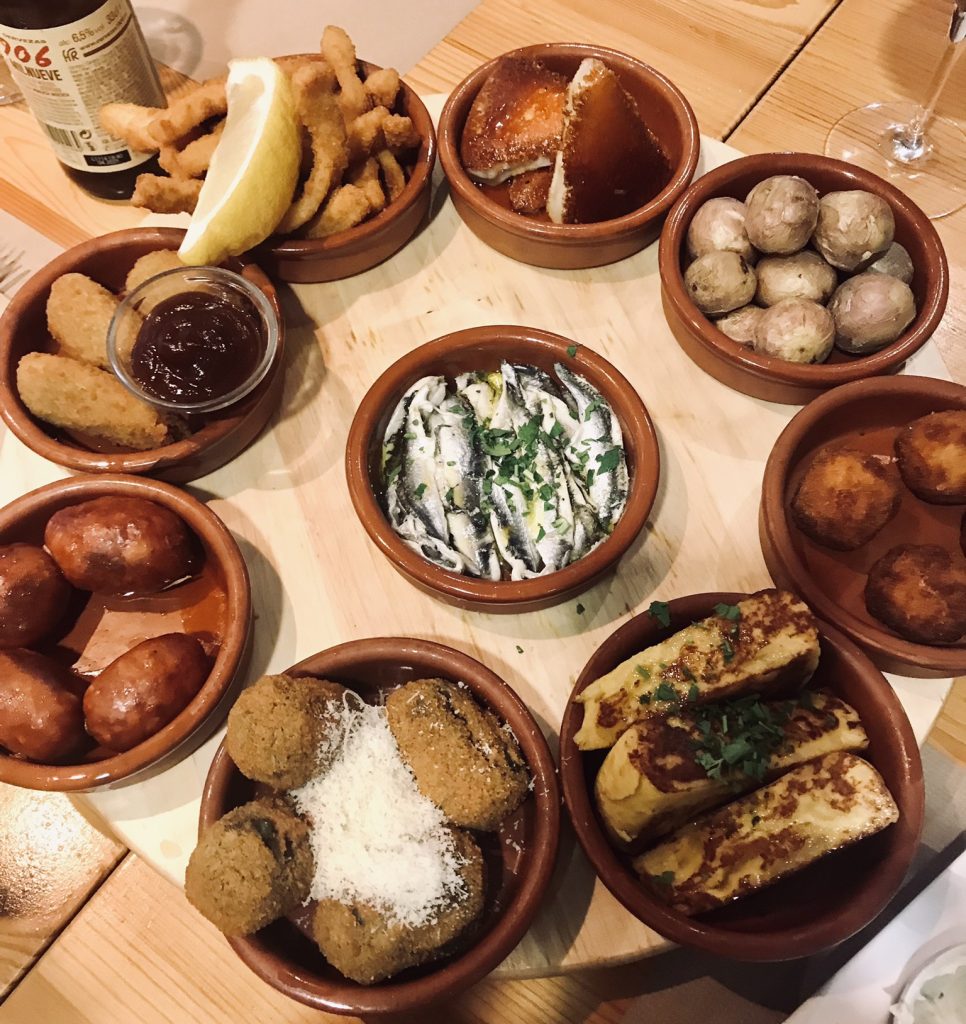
[0,649,87,761]
[83,633,210,752]
[715,304,763,345]
[744,175,819,254]
[755,251,837,306]
[685,197,757,264]
[867,241,914,285]
[753,298,835,364]
[812,190,894,272]
[45,496,199,596]
[828,273,916,353]
[0,544,71,649]
[684,251,757,315]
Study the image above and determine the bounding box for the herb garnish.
[720,636,735,662]
[596,447,621,474]
[713,602,741,621]
[635,666,651,680]
[651,870,675,888]
[414,482,427,499]
[576,602,585,615]
[654,682,678,702]
[566,344,578,358]
[689,695,790,782]
[647,601,671,628]
[515,645,524,654]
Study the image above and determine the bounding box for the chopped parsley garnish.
[385,463,401,484]
[647,600,671,628]
[566,344,578,358]
[720,636,735,662]
[403,431,416,440]
[515,645,524,654]
[654,682,678,702]
[576,602,585,615]
[687,682,700,702]
[414,483,427,499]
[713,602,741,621]
[651,871,675,888]
[536,525,546,542]
[538,483,554,502]
[689,695,790,782]
[584,397,603,421]
[586,469,595,485]
[596,447,621,474]
[638,692,652,705]
[444,487,455,505]
[798,690,815,710]
[549,421,564,440]
[635,665,651,680]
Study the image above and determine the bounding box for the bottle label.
[0,0,165,172]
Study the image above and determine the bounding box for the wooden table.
[1,0,964,1018]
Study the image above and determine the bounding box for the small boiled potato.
[44,496,200,596]
[867,241,914,285]
[755,251,837,307]
[828,273,916,353]
[715,304,763,345]
[83,633,210,752]
[0,543,71,649]
[753,298,835,364]
[0,649,87,762]
[744,175,819,254]
[684,251,756,315]
[812,190,894,271]
[685,197,756,264]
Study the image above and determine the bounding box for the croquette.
[17,352,175,450]
[895,410,966,504]
[185,798,313,936]
[312,829,484,984]
[865,544,966,644]
[124,249,185,297]
[45,272,141,369]
[226,673,352,789]
[790,446,902,550]
[386,679,529,831]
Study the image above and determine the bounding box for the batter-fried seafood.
[124,250,184,294]
[99,102,163,153]
[276,63,348,233]
[302,183,372,238]
[365,67,400,109]
[865,544,966,644]
[376,149,406,201]
[132,174,202,214]
[348,157,386,213]
[321,25,369,120]
[17,353,176,450]
[148,77,227,145]
[46,273,141,370]
[158,122,224,179]
[346,107,419,163]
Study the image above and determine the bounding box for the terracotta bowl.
[437,43,699,269]
[199,637,560,1016]
[253,57,437,283]
[760,375,966,677]
[345,325,660,612]
[658,152,949,405]
[0,227,284,483]
[559,591,924,961]
[0,475,251,791]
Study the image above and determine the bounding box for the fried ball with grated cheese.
[790,446,902,550]
[894,410,966,505]
[386,678,529,831]
[312,828,484,984]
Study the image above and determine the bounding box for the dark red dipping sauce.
[130,291,262,405]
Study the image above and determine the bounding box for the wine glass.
[825,2,966,219]
[0,55,20,106]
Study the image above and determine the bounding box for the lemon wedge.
[178,57,301,266]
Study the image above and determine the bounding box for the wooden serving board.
[1,105,952,976]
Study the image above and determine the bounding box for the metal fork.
[0,244,28,297]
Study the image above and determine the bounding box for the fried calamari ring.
[158,121,225,179]
[99,102,162,153]
[348,157,386,213]
[364,67,400,109]
[148,77,227,146]
[321,26,369,121]
[376,149,406,201]
[302,183,372,238]
[132,174,203,214]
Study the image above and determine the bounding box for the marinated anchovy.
[380,360,628,581]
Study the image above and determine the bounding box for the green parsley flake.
[414,483,427,499]
[654,681,678,702]
[713,602,741,621]
[566,344,578,357]
[687,682,700,702]
[647,600,671,628]
[651,870,675,888]
[576,602,585,615]
[720,636,735,662]
[689,695,791,783]
[596,447,621,474]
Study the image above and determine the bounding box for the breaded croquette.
[46,273,141,370]
[17,353,174,451]
[386,679,529,831]
[791,446,902,550]
[865,544,966,644]
[125,250,184,294]
[895,410,966,505]
[312,829,484,984]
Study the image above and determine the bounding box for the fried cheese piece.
[148,77,227,145]
[46,273,141,370]
[364,67,400,109]
[575,590,820,751]
[376,149,406,201]
[99,102,163,153]
[301,183,371,238]
[132,174,203,214]
[124,250,185,294]
[321,25,369,120]
[158,121,225,179]
[17,353,174,451]
[347,157,386,214]
[276,63,348,234]
[633,752,899,916]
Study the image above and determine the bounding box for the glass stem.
[901,35,964,148]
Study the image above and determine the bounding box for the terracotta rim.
[438,43,700,245]
[264,58,436,263]
[344,325,661,608]
[0,475,251,790]
[658,152,949,390]
[0,227,284,476]
[760,375,966,675]
[199,637,561,1016]
[559,591,925,961]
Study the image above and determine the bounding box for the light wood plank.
[404,0,841,138]
[930,678,966,765]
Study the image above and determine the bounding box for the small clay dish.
[658,152,949,405]
[760,375,966,677]
[199,636,560,1016]
[345,325,660,612]
[254,57,437,283]
[0,227,285,482]
[438,43,699,269]
[0,474,251,791]
[559,591,924,961]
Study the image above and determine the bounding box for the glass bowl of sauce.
[108,266,279,415]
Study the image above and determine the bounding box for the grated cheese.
[291,700,466,928]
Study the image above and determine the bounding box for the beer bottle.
[0,0,165,199]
